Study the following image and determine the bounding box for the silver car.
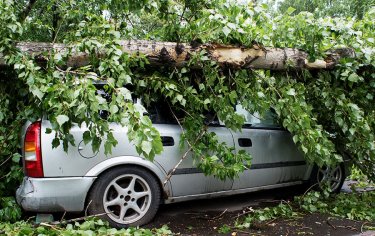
[16,101,348,227]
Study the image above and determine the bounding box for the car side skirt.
[164,181,303,204]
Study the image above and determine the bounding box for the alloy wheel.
[316,165,343,192]
[103,174,152,224]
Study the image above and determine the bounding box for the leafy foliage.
[348,166,375,188]
[0,218,172,236]
[0,197,22,222]
[236,189,375,231]
[0,0,374,229]
[236,202,298,229]
[277,0,374,19]
[296,190,375,221]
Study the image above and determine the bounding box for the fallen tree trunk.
[1,40,355,70]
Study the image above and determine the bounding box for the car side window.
[145,100,184,124]
[235,104,280,128]
[146,100,221,126]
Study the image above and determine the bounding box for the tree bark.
[0,40,355,70]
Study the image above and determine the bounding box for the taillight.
[24,121,44,177]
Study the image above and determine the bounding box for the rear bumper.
[16,177,96,212]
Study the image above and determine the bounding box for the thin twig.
[302,183,319,198]
[211,208,228,220]
[163,147,193,186]
[197,209,228,220]
[51,212,111,225]
[55,66,87,76]
[234,209,254,220]
[162,103,207,186]
[361,222,370,233]
[85,200,92,217]
[39,222,60,231]
[266,218,277,225]
[124,14,135,29]
[233,229,252,235]
[59,211,66,223]
[234,229,265,236]
[326,219,336,229]
[336,225,358,231]
[52,19,63,44]
[0,156,12,168]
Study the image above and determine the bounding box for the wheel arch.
[84,156,172,204]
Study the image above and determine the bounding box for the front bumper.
[16,177,96,212]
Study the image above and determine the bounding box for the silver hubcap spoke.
[130,202,142,214]
[113,182,123,193]
[119,205,129,220]
[133,191,150,200]
[103,174,152,224]
[104,198,120,207]
[317,165,342,191]
[127,177,136,192]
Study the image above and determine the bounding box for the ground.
[145,182,375,236]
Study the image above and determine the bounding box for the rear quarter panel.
[40,121,166,179]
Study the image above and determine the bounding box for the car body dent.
[16,177,96,212]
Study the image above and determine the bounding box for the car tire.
[310,164,345,193]
[87,166,161,227]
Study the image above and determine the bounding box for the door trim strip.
[171,161,306,175]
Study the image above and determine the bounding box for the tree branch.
[0,40,355,70]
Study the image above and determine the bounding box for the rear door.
[231,105,307,190]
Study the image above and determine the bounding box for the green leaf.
[31,88,44,100]
[83,131,91,145]
[227,22,236,30]
[286,88,296,96]
[52,138,60,148]
[141,141,152,155]
[56,115,69,126]
[176,94,183,102]
[181,68,187,73]
[110,105,119,114]
[222,26,231,37]
[286,7,296,15]
[348,73,360,82]
[118,88,132,100]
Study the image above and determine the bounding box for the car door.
[149,103,234,197]
[231,105,307,190]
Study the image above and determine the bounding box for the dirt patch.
[147,209,238,235]
[145,185,374,236]
[147,209,371,236]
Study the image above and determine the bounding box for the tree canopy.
[0,0,374,215]
[277,0,374,19]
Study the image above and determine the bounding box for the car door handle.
[238,138,252,147]
[161,136,175,146]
